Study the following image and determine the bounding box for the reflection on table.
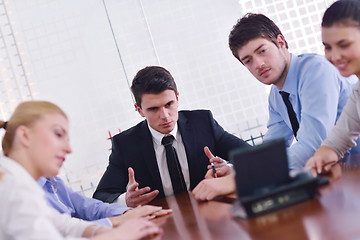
[151,162,360,240]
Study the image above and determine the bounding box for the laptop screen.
[230,138,290,196]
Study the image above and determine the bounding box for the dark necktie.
[161,135,187,194]
[279,91,299,138]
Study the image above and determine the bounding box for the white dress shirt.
[0,156,93,240]
[118,123,190,206]
[149,123,190,196]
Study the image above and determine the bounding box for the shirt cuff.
[117,192,128,207]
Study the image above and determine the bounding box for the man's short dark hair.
[131,66,178,107]
[229,13,288,61]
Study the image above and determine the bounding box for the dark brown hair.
[322,0,360,28]
[229,13,288,61]
[131,66,178,107]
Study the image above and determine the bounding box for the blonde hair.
[1,101,67,156]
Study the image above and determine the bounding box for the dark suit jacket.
[93,110,250,203]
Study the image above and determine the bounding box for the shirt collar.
[148,122,178,145]
[37,177,47,187]
[1,155,35,180]
[279,53,297,95]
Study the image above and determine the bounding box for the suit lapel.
[178,113,197,189]
[139,121,165,197]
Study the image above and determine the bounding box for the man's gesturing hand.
[203,146,232,178]
[125,167,159,207]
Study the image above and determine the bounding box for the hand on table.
[126,167,159,207]
[192,174,236,201]
[110,205,173,227]
[305,146,339,176]
[91,218,163,240]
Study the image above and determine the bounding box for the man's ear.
[16,125,31,148]
[134,104,145,117]
[276,34,287,48]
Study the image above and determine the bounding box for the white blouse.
[0,156,93,240]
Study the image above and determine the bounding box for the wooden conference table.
[150,159,360,240]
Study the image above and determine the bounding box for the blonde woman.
[0,101,162,240]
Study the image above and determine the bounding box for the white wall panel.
[1,0,332,195]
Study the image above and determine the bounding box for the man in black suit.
[93,66,249,207]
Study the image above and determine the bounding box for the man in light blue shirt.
[228,13,359,168]
[38,177,167,227]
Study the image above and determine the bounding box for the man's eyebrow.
[240,44,265,62]
[145,99,175,110]
[146,106,158,110]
